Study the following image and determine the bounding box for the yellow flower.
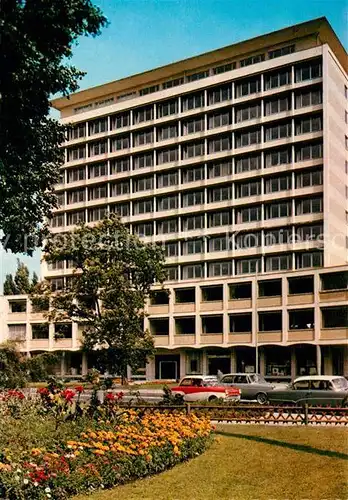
[93,449,105,455]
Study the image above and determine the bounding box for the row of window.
[165,251,323,280]
[53,194,323,227]
[72,45,298,115]
[145,224,323,256]
[67,119,323,161]
[70,89,322,145]
[47,251,322,287]
[63,142,322,185]
[62,168,322,206]
[68,60,322,140]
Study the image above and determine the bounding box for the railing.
[120,404,348,426]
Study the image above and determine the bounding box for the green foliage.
[160,386,185,405]
[14,259,31,293]
[34,215,166,379]
[0,343,27,389]
[3,275,16,296]
[0,343,58,388]
[26,353,59,382]
[3,260,41,295]
[0,0,107,254]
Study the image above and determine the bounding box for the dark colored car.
[220,373,274,404]
[267,376,348,406]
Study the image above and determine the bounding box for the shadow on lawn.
[216,430,348,460]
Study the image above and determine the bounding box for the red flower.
[75,385,84,393]
[37,387,50,396]
[105,392,115,401]
[61,389,75,402]
[5,389,25,400]
[116,391,124,400]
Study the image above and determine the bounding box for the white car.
[171,375,241,402]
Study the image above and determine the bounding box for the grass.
[75,425,348,500]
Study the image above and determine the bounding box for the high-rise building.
[1,17,347,380]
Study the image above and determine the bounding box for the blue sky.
[1,0,346,290]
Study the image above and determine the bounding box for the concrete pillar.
[231,348,237,373]
[145,358,156,380]
[179,351,186,378]
[259,348,266,376]
[291,347,297,380]
[343,346,348,376]
[60,352,67,376]
[81,352,88,376]
[323,346,333,375]
[195,284,202,346]
[316,345,322,375]
[202,350,208,375]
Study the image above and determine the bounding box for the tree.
[3,274,16,295]
[0,0,107,254]
[33,215,166,381]
[14,259,31,294]
[31,271,39,290]
[0,342,58,388]
[3,260,40,294]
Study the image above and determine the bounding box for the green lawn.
[75,425,348,500]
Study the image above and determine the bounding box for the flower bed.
[0,407,212,499]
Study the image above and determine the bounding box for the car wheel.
[256,392,268,405]
[208,395,218,402]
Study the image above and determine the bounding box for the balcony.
[149,318,169,337]
[287,293,314,305]
[173,335,195,345]
[148,304,170,315]
[154,336,170,347]
[320,271,348,302]
[229,282,252,309]
[201,334,223,344]
[288,308,314,342]
[53,338,73,349]
[320,328,348,341]
[258,279,282,308]
[173,303,196,313]
[257,296,282,307]
[320,306,348,340]
[228,333,252,344]
[8,312,27,322]
[288,329,314,342]
[200,284,223,312]
[174,288,196,313]
[200,301,223,312]
[175,316,195,336]
[30,339,49,350]
[228,298,252,309]
[319,290,348,303]
[258,331,282,343]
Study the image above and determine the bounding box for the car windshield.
[203,378,218,387]
[249,374,267,384]
[331,377,348,390]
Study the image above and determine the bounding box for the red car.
[171,376,241,402]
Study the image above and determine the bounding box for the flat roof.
[294,375,346,381]
[52,17,347,111]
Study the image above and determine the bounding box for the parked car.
[220,373,274,404]
[171,376,241,402]
[267,376,348,406]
